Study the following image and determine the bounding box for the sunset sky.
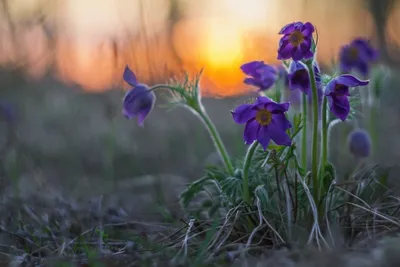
[0,0,396,96]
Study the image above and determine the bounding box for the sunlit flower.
[347,129,372,158]
[122,66,156,126]
[325,75,369,121]
[339,38,378,77]
[277,22,315,61]
[240,61,277,91]
[231,96,292,150]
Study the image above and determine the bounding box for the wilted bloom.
[288,61,321,95]
[339,38,378,77]
[325,75,369,121]
[122,66,156,126]
[347,129,372,158]
[241,61,277,91]
[277,22,315,61]
[231,96,292,150]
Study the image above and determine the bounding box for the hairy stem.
[301,93,308,171]
[198,110,235,176]
[319,96,328,179]
[305,61,320,204]
[242,141,259,204]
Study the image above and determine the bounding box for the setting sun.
[202,20,244,69]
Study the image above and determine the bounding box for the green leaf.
[180,176,215,208]
[220,176,243,202]
[254,185,270,209]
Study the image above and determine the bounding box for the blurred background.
[1,0,400,219]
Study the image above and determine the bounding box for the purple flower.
[288,61,321,95]
[339,38,378,77]
[231,96,292,150]
[122,65,155,126]
[240,61,277,91]
[277,22,315,61]
[347,129,372,158]
[325,75,369,121]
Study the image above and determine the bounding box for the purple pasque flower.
[339,38,378,77]
[288,61,321,95]
[347,129,372,158]
[277,22,315,61]
[325,74,369,121]
[231,96,292,150]
[122,65,156,126]
[240,61,277,91]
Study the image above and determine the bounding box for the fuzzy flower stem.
[319,96,328,179]
[301,93,308,171]
[198,110,235,176]
[242,141,259,204]
[305,61,320,204]
[149,84,235,176]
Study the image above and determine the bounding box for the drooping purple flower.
[122,65,155,126]
[325,75,369,121]
[277,22,315,61]
[339,38,378,77]
[231,96,292,150]
[240,61,277,91]
[288,61,321,95]
[347,129,372,158]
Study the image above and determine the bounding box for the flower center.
[255,109,272,126]
[348,47,359,60]
[334,84,347,96]
[289,30,304,46]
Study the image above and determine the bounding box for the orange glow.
[0,0,395,97]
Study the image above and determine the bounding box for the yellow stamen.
[255,109,272,126]
[289,30,304,47]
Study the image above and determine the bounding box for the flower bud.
[347,129,372,158]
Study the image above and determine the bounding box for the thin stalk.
[305,61,320,204]
[319,96,328,179]
[198,111,235,176]
[242,141,259,204]
[301,93,308,171]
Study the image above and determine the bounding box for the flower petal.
[301,22,315,36]
[268,123,292,146]
[271,113,292,131]
[240,61,264,75]
[327,95,350,121]
[279,22,297,34]
[257,126,271,150]
[123,65,138,86]
[277,43,294,60]
[231,104,257,124]
[335,74,369,87]
[244,119,260,145]
[266,102,290,113]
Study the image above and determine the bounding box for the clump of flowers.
[121,20,392,255]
